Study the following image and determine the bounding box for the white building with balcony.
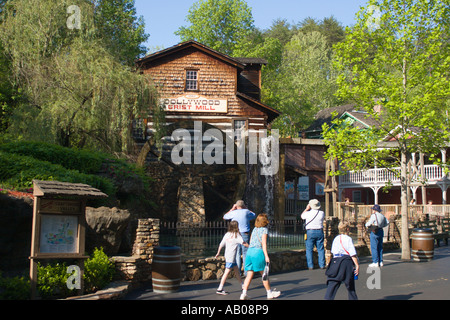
[304,105,450,205]
[338,152,450,205]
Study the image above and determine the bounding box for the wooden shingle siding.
[136,41,281,140]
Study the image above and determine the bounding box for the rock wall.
[0,194,33,275]
[178,176,205,223]
[85,207,131,256]
[112,218,160,285]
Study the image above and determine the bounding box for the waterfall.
[260,136,275,220]
[242,131,278,221]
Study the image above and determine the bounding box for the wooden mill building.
[134,40,281,222]
[135,40,280,141]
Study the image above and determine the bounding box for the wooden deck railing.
[335,202,450,222]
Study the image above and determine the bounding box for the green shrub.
[35,248,115,299]
[37,262,76,299]
[0,141,104,174]
[0,140,151,197]
[0,150,115,195]
[0,272,30,300]
[84,247,115,293]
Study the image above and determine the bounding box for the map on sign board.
[40,215,78,253]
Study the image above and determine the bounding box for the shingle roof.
[304,103,357,133]
[33,180,107,198]
[234,57,268,65]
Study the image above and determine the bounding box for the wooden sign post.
[30,180,107,299]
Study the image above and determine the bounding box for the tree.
[273,31,340,136]
[233,17,346,137]
[0,0,149,137]
[297,16,346,49]
[175,0,255,55]
[262,18,298,46]
[323,0,450,259]
[93,0,149,66]
[0,0,159,153]
[0,42,21,134]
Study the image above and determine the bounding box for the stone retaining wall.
[181,242,399,281]
[112,217,401,285]
[112,218,159,285]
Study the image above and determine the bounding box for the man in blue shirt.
[223,200,256,275]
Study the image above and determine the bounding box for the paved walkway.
[124,245,450,301]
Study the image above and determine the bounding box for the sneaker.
[379,262,384,267]
[216,289,228,295]
[368,263,379,268]
[267,289,281,299]
[240,293,250,300]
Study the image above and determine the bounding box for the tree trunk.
[57,128,71,148]
[400,150,411,260]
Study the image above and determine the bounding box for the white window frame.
[185,70,198,91]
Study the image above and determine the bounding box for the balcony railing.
[339,164,446,187]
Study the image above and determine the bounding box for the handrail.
[339,164,446,186]
[335,202,450,221]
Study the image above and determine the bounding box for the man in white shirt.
[301,199,326,270]
[365,204,389,267]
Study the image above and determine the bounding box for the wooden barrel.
[411,228,434,261]
[152,246,181,293]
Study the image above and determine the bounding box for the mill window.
[234,119,247,142]
[185,70,198,91]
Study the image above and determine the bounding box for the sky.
[134,0,368,53]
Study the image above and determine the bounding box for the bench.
[416,219,449,247]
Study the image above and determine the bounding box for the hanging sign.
[161,94,228,113]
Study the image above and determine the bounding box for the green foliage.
[272,31,341,136]
[322,113,392,175]
[0,140,153,206]
[233,16,347,136]
[328,0,450,168]
[0,271,30,300]
[84,247,115,293]
[0,150,115,194]
[176,0,255,55]
[0,141,104,174]
[37,262,76,299]
[0,0,159,153]
[325,0,450,259]
[93,0,149,65]
[36,248,115,299]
